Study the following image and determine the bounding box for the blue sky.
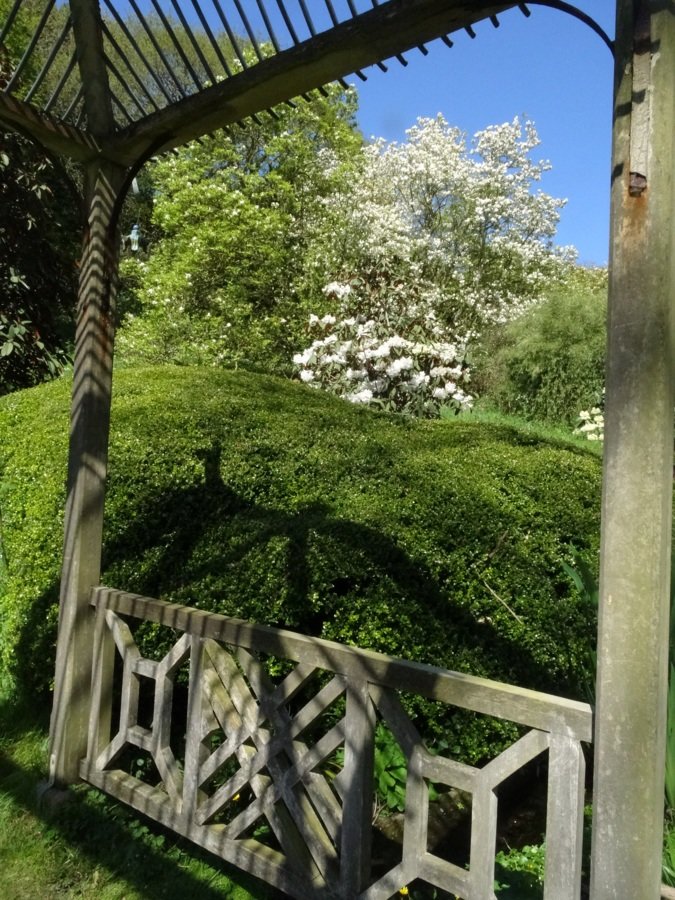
[350,3,615,267]
[122,0,614,265]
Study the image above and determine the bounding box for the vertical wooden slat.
[48,159,126,786]
[469,778,498,899]
[591,3,675,898]
[339,676,375,897]
[545,735,585,900]
[183,635,207,828]
[85,600,115,762]
[402,745,428,874]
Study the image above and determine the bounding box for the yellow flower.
[399,888,409,896]
[232,794,240,802]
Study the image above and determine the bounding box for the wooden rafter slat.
[43,49,77,112]
[103,41,154,118]
[187,0,232,78]
[0,0,24,45]
[101,22,162,114]
[24,13,73,104]
[5,0,57,93]
[147,0,203,90]
[0,87,98,159]
[209,0,250,69]
[100,0,174,104]
[167,0,216,85]
[231,0,265,62]
[254,0,281,53]
[101,0,516,166]
[125,0,188,98]
[297,0,316,37]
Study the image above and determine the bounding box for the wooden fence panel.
[80,587,593,900]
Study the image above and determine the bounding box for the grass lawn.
[0,696,279,899]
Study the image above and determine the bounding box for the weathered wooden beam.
[91,587,593,741]
[68,0,115,137]
[590,1,675,898]
[48,159,127,786]
[0,90,99,161]
[101,0,513,166]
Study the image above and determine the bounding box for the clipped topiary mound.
[0,367,601,760]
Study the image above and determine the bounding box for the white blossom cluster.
[304,114,574,341]
[293,284,472,417]
[575,406,604,442]
[294,116,572,416]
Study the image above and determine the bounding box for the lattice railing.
[81,587,592,900]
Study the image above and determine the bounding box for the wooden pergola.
[1,1,673,898]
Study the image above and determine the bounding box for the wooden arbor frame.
[1,1,674,897]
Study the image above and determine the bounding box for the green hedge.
[0,367,601,760]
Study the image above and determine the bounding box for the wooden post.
[48,159,126,786]
[590,2,675,898]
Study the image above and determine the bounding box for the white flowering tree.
[294,115,573,416]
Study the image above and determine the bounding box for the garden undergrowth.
[0,694,277,899]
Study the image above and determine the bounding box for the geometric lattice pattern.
[81,587,592,900]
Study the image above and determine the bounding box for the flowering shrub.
[293,282,472,416]
[575,406,604,442]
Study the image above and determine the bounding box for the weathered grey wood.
[481,728,550,789]
[149,633,191,805]
[545,735,585,900]
[182,636,208,825]
[339,678,375,897]
[69,0,115,136]
[92,588,592,740]
[409,746,478,795]
[358,862,409,900]
[79,766,333,900]
[101,0,514,166]
[82,593,595,900]
[469,778,498,900]
[199,644,332,885]
[590,3,675,899]
[45,163,127,786]
[418,852,472,897]
[86,603,115,762]
[402,746,430,873]
[95,613,142,770]
[0,91,100,162]
[370,685,424,759]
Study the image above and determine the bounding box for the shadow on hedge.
[100,446,565,695]
[14,439,588,747]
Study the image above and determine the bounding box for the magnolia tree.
[294,115,574,416]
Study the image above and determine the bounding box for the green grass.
[0,696,278,899]
[450,405,603,457]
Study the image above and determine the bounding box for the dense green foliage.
[116,86,361,373]
[0,130,80,396]
[474,267,607,426]
[0,367,601,760]
[0,1,81,397]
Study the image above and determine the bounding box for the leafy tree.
[0,130,80,395]
[0,18,80,395]
[293,115,573,415]
[474,266,607,426]
[116,84,362,373]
